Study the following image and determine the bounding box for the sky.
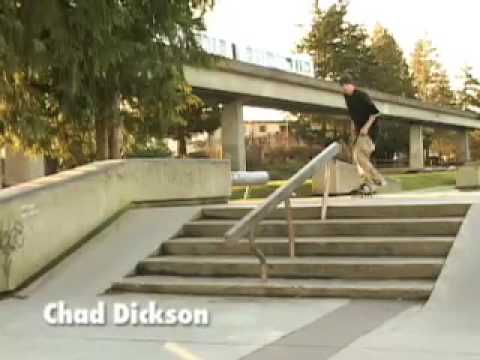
[204,0,479,120]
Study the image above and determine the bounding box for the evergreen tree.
[457,66,480,111]
[410,39,455,106]
[0,0,215,167]
[370,24,415,97]
[167,97,221,157]
[298,0,377,87]
[457,66,480,160]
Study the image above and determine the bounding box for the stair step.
[162,237,454,257]
[182,218,463,237]
[203,204,470,220]
[111,276,434,300]
[138,256,444,279]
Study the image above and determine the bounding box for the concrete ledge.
[456,162,480,189]
[0,159,231,293]
[312,160,362,195]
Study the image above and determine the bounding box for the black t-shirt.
[344,89,380,139]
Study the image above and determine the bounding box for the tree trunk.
[109,119,123,159]
[44,156,59,175]
[177,128,187,158]
[95,117,109,160]
[108,92,123,159]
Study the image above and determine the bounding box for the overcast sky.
[205,0,479,120]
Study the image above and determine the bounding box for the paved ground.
[1,191,480,359]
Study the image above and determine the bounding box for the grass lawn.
[388,171,456,191]
[231,180,314,200]
[230,171,456,200]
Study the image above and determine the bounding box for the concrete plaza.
[1,189,479,360]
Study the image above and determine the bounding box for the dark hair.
[339,73,355,86]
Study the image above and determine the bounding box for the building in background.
[245,118,297,148]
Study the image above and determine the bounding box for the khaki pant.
[353,135,385,186]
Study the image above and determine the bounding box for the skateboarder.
[340,74,387,195]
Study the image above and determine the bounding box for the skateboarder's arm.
[360,113,380,135]
[359,92,381,135]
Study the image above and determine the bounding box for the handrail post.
[321,160,332,221]
[225,143,340,282]
[249,227,268,281]
[285,198,295,257]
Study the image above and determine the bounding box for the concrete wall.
[0,159,231,293]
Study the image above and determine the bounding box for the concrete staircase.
[112,202,470,300]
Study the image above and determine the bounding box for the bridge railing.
[224,142,341,280]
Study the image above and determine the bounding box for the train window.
[246,47,253,62]
[266,52,274,66]
[200,34,209,51]
[254,49,264,65]
[295,60,302,73]
[275,55,285,70]
[303,61,312,74]
[286,57,293,71]
[209,38,217,53]
[219,39,227,56]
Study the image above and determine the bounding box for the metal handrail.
[224,142,341,280]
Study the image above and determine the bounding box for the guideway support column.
[409,124,424,170]
[221,100,246,171]
[454,128,471,164]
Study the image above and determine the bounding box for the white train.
[198,33,315,78]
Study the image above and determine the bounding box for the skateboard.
[350,183,376,197]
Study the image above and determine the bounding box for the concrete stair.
[162,237,454,257]
[112,276,434,300]
[182,218,462,237]
[111,202,470,300]
[137,256,444,279]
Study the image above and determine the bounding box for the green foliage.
[125,140,171,159]
[410,39,456,106]
[298,1,377,87]
[456,67,480,161]
[375,120,410,160]
[370,25,416,97]
[291,114,350,146]
[297,2,418,164]
[0,0,215,167]
[457,66,480,111]
[167,96,221,156]
[299,2,416,96]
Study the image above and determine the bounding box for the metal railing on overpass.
[224,142,341,280]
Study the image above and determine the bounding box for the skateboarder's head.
[339,73,356,95]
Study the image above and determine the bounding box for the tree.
[291,114,350,147]
[457,66,480,111]
[410,39,455,106]
[370,24,415,97]
[457,66,480,160]
[297,3,417,164]
[0,0,215,168]
[298,1,377,87]
[167,96,221,157]
[374,121,410,163]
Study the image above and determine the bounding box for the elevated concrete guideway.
[185,59,479,170]
[185,59,479,128]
